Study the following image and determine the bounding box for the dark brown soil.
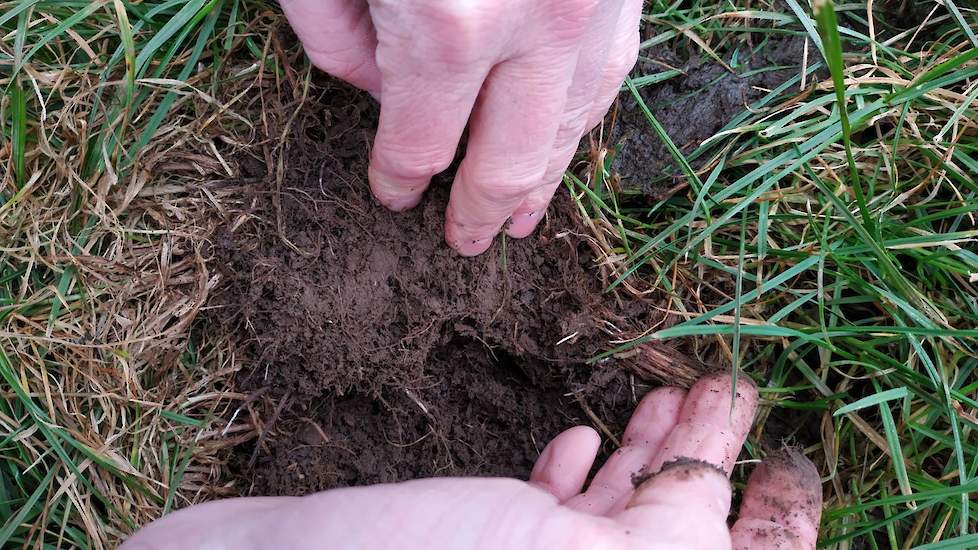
[212,77,700,496]
[212,30,813,495]
[612,36,815,197]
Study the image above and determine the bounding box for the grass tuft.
[577,0,978,546]
[1,1,271,546]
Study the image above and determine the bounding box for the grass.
[0,0,268,546]
[1,0,976,548]
[574,0,978,547]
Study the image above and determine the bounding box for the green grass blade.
[834,387,909,416]
[943,0,978,48]
[814,0,873,232]
[0,466,56,545]
[9,81,26,189]
[912,533,978,550]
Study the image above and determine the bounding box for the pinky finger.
[528,426,600,503]
[730,448,823,550]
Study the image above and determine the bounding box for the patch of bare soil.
[211,78,699,495]
[612,37,814,197]
[212,28,817,494]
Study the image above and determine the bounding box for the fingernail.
[506,210,543,239]
[452,236,494,256]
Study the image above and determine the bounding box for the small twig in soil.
[574,392,620,447]
[249,390,292,470]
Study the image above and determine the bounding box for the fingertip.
[444,211,499,256]
[645,373,759,478]
[697,370,758,397]
[505,210,544,239]
[748,447,822,521]
[564,424,602,450]
[530,426,601,502]
[446,232,494,256]
[637,386,687,409]
[623,386,686,443]
[684,371,759,428]
[732,447,822,549]
[379,194,423,212]
[368,164,426,212]
[762,446,821,483]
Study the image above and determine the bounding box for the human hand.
[280,0,643,255]
[123,373,822,549]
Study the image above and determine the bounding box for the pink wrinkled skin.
[123,373,822,549]
[279,0,645,255]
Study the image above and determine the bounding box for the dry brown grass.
[0,2,296,545]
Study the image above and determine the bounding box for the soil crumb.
[213,77,689,496]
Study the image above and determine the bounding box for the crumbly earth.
[213,35,811,495]
[213,78,676,495]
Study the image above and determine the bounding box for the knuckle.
[387,158,449,180]
[484,175,539,201]
[557,106,591,139]
[500,175,539,198]
[373,3,501,73]
[545,0,600,37]
[462,160,544,201]
[422,3,480,31]
[541,158,572,187]
[412,4,489,66]
[306,48,369,79]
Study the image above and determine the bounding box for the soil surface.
[213,33,809,496]
[612,36,814,197]
[213,79,690,496]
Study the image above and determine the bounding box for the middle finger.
[565,386,685,515]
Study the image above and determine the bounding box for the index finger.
[366,4,496,211]
[281,0,381,94]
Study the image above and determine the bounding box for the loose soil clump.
[213,78,693,496]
